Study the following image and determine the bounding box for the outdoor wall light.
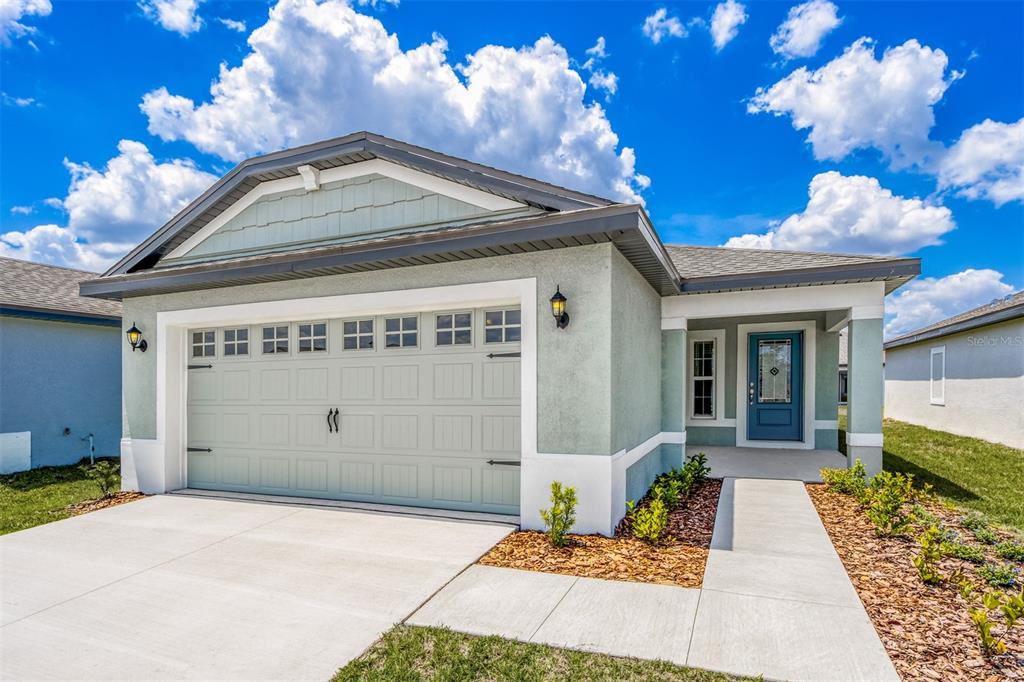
[126,322,148,352]
[550,286,570,329]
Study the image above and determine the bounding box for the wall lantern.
[550,286,570,329]
[126,322,148,352]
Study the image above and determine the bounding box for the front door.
[747,332,803,441]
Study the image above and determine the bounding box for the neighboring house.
[0,258,122,473]
[884,291,1024,450]
[80,132,920,535]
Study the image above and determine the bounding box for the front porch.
[698,445,846,482]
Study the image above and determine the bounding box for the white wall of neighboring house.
[884,318,1024,449]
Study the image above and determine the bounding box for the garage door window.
[223,328,249,356]
[342,319,373,350]
[191,330,215,358]
[385,316,418,348]
[484,309,521,343]
[262,325,289,354]
[436,312,472,346]
[299,322,329,352]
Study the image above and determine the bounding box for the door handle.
[748,382,755,405]
[327,408,335,433]
[332,408,340,434]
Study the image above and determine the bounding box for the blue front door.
[747,332,803,441]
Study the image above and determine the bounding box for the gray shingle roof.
[0,257,122,319]
[665,245,897,279]
[886,290,1024,348]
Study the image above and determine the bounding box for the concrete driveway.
[0,494,513,681]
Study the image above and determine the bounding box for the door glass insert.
[757,339,792,403]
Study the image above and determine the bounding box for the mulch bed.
[807,484,1023,681]
[479,479,721,588]
[67,491,146,516]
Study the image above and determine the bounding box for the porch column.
[846,318,884,475]
[661,319,687,469]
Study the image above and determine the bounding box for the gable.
[163,159,538,265]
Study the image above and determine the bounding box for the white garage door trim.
[150,279,538,504]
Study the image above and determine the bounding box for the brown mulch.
[67,491,145,516]
[480,479,721,587]
[807,484,1023,681]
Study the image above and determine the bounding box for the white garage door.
[185,307,522,515]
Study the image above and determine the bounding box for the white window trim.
[686,330,729,427]
[483,307,522,345]
[298,320,330,353]
[434,310,474,348]
[382,314,419,350]
[190,328,216,359]
[222,327,250,357]
[930,345,945,406]
[260,323,290,355]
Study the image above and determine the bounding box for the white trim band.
[846,432,884,447]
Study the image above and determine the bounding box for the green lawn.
[0,459,119,535]
[840,413,1024,530]
[335,626,748,682]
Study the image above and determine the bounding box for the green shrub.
[942,541,986,564]
[910,504,940,527]
[974,527,999,545]
[661,452,711,501]
[685,452,710,485]
[821,459,867,496]
[864,471,915,536]
[913,526,944,585]
[78,460,119,498]
[1001,589,1024,629]
[651,477,684,510]
[627,498,668,544]
[960,511,990,531]
[539,481,577,548]
[970,592,1008,655]
[996,541,1024,562]
[978,562,1020,588]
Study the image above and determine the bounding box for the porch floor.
[695,446,845,482]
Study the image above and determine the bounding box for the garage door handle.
[486,459,520,466]
[327,408,335,433]
[332,409,340,433]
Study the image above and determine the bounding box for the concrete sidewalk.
[410,477,899,682]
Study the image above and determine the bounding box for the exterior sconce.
[126,322,148,352]
[550,287,569,329]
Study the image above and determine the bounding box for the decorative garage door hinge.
[486,459,520,466]
[486,352,521,359]
[186,447,212,453]
[187,364,213,370]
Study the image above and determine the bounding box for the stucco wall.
[121,243,664,458]
[885,319,1024,449]
[0,315,121,467]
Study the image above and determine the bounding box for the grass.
[0,459,118,535]
[839,412,1024,531]
[334,626,749,681]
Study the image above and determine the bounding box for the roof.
[665,245,919,295]
[885,290,1024,349]
[0,257,122,320]
[105,131,613,277]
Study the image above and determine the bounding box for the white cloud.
[885,269,1016,337]
[937,117,1024,207]
[724,171,955,255]
[42,196,63,209]
[769,0,841,59]
[588,70,618,97]
[0,140,215,270]
[10,205,33,215]
[749,37,962,168]
[139,0,203,36]
[585,36,607,59]
[710,0,747,51]
[216,17,246,32]
[580,36,617,98]
[0,0,51,46]
[141,0,647,202]
[1,91,38,107]
[643,8,686,44]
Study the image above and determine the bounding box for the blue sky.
[1,0,1021,336]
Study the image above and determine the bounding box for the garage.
[185,305,522,515]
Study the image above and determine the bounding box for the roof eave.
[675,259,921,295]
[884,302,1024,349]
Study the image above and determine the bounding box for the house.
[0,258,122,473]
[884,291,1024,449]
[79,132,920,535]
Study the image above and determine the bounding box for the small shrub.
[78,460,119,498]
[627,498,668,544]
[651,477,684,510]
[960,511,990,531]
[1001,589,1024,629]
[539,481,577,548]
[911,503,941,527]
[864,471,915,537]
[913,526,944,585]
[950,569,978,600]
[942,541,986,564]
[996,541,1024,562]
[974,527,999,546]
[821,459,867,496]
[685,452,711,485]
[978,562,1020,588]
[970,592,1008,655]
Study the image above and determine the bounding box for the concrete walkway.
[410,477,899,682]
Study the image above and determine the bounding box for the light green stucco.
[688,426,737,446]
[660,330,685,432]
[847,318,884,435]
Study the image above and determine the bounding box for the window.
[484,309,521,343]
[930,346,945,405]
[384,316,418,348]
[838,369,848,405]
[191,330,215,358]
[757,339,793,403]
[298,322,329,352]
[223,328,249,356]
[436,312,472,346]
[691,339,715,418]
[342,319,373,350]
[262,325,289,354]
